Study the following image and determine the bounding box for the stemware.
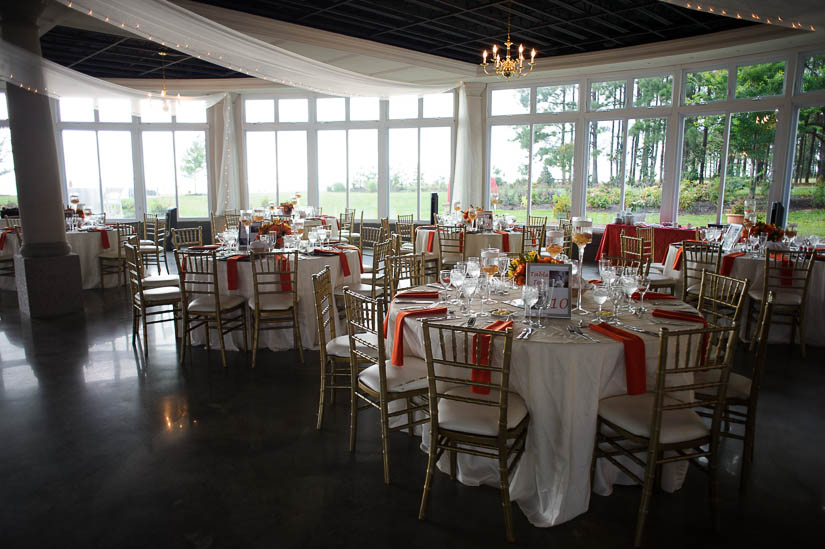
[466,257,481,279]
[450,268,465,309]
[592,285,610,322]
[481,248,500,304]
[439,269,452,304]
[521,284,539,326]
[607,282,624,324]
[546,229,564,259]
[463,276,478,315]
[571,217,593,315]
[636,276,651,314]
[308,229,319,249]
[533,279,549,328]
[621,274,638,313]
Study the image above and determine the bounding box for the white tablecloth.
[189,250,360,352]
[415,229,524,258]
[386,290,698,527]
[0,229,119,291]
[663,244,824,346]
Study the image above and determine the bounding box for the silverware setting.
[465,315,477,327]
[416,316,456,322]
[517,328,533,340]
[623,324,659,336]
[568,323,599,342]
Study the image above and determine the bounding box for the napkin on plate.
[720,251,745,276]
[385,306,447,366]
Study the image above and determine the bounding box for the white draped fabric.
[207,94,240,215]
[659,0,825,31]
[59,0,459,98]
[452,84,485,209]
[0,38,225,115]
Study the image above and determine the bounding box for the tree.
[179,140,205,195]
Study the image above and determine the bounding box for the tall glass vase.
[571,217,593,315]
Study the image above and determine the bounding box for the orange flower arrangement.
[279,202,294,216]
[258,220,292,247]
[749,222,784,242]
[507,251,563,286]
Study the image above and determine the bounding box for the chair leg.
[251,313,260,369]
[740,404,756,496]
[179,312,189,365]
[155,252,162,275]
[709,446,721,533]
[349,385,359,453]
[380,398,392,485]
[746,300,757,352]
[498,452,515,543]
[634,449,658,547]
[316,357,328,430]
[216,315,228,369]
[294,309,304,365]
[449,443,457,481]
[418,430,438,520]
[406,397,414,436]
[241,308,249,356]
[142,309,150,359]
[797,311,806,358]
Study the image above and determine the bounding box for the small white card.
[477,211,493,231]
[525,263,572,318]
[721,223,742,252]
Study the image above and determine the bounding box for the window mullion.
[716,114,732,224]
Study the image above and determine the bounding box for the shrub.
[553,193,570,218]
[814,177,825,208]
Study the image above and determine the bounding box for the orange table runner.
[470,320,513,395]
[588,323,647,395]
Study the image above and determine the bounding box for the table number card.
[525,263,572,319]
[721,223,743,252]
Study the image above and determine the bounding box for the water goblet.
[521,285,539,326]
[592,286,610,323]
[463,276,478,314]
[636,276,651,314]
[450,268,466,311]
[439,269,452,304]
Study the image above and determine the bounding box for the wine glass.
[636,276,651,314]
[571,217,593,315]
[308,229,319,249]
[521,284,539,326]
[450,268,465,309]
[466,257,481,279]
[592,285,610,322]
[463,276,478,316]
[546,229,564,259]
[481,248,499,305]
[439,269,452,304]
[533,279,548,329]
[497,255,511,293]
[491,192,499,216]
[598,258,612,282]
[621,274,638,313]
[607,281,624,324]
[468,208,478,231]
[295,191,302,206]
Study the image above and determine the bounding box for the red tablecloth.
[595,224,696,263]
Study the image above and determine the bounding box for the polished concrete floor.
[0,281,823,548]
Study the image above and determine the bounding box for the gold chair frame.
[99,222,136,290]
[388,252,424,296]
[344,287,429,484]
[680,241,722,303]
[0,227,21,278]
[171,226,204,250]
[520,223,546,255]
[396,214,415,251]
[591,323,738,547]
[436,224,466,272]
[313,265,350,430]
[249,250,302,368]
[140,215,169,275]
[621,234,677,294]
[695,270,750,328]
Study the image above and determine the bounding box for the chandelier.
[481,4,535,79]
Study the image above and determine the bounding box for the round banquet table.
[0,228,119,291]
[414,228,524,257]
[386,288,702,527]
[188,249,361,352]
[663,244,825,346]
[596,223,696,263]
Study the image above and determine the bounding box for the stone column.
[1,0,83,317]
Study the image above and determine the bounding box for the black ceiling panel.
[39,1,755,79]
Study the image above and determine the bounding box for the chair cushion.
[341,231,360,239]
[187,294,245,313]
[140,286,181,304]
[359,356,428,393]
[598,393,709,445]
[400,242,414,252]
[438,385,528,437]
[248,293,293,311]
[747,288,801,306]
[649,262,665,273]
[139,245,163,253]
[325,332,380,359]
[139,239,154,246]
[695,371,751,401]
[142,274,179,288]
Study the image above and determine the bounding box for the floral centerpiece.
[507,250,563,286]
[279,202,294,216]
[461,205,480,228]
[749,222,784,242]
[257,219,292,248]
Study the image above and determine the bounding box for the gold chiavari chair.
[140,215,169,275]
[620,234,677,294]
[591,323,739,547]
[171,227,203,250]
[396,214,415,252]
[0,226,21,278]
[340,210,362,247]
[380,217,390,237]
[313,266,381,430]
[560,219,574,258]
[635,226,665,273]
[339,209,354,239]
[360,225,384,257]
[418,321,528,542]
[388,252,424,296]
[174,249,248,369]
[224,210,240,230]
[124,241,181,358]
[745,250,815,357]
[681,241,722,304]
[4,216,21,229]
[249,250,302,368]
[695,270,750,328]
[99,222,136,290]
[344,287,429,484]
[210,213,225,242]
[302,219,323,239]
[422,256,440,284]
[340,238,393,301]
[528,215,548,227]
[697,292,775,495]
[436,224,466,272]
[520,222,546,255]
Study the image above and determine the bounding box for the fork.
[567,324,588,341]
[572,323,600,342]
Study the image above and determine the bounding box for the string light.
[673,1,817,32]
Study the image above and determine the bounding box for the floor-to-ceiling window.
[0,91,17,209]
[242,92,454,221]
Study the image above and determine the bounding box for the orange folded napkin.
[387,306,448,366]
[395,290,439,299]
[226,255,245,290]
[315,248,350,277]
[720,251,745,276]
[493,230,510,252]
[470,320,513,395]
[0,228,15,251]
[427,230,436,252]
[671,240,703,270]
[588,323,647,395]
[588,279,602,285]
[331,244,364,273]
[188,244,220,251]
[632,291,675,300]
[652,308,709,363]
[274,253,292,291]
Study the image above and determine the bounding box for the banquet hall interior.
[1,0,824,547]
